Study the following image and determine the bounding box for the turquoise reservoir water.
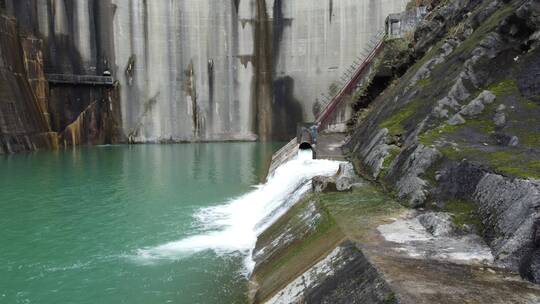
[0,143,282,304]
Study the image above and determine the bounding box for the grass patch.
[422,158,444,187]
[379,146,401,179]
[384,292,398,304]
[380,98,423,135]
[488,79,518,97]
[465,117,495,134]
[518,131,540,147]
[385,38,410,51]
[419,124,462,146]
[523,100,539,110]
[453,3,515,56]
[416,77,431,87]
[440,146,540,179]
[488,150,540,179]
[438,145,476,161]
[444,200,482,232]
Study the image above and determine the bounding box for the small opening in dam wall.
[299,142,312,150]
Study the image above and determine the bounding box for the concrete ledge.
[46,74,114,86]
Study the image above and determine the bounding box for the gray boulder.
[460,98,485,116]
[313,163,362,193]
[473,174,540,271]
[417,212,456,237]
[312,175,338,193]
[509,136,519,147]
[460,90,496,116]
[494,112,506,127]
[493,133,519,146]
[392,145,442,207]
[335,163,363,191]
[448,113,466,125]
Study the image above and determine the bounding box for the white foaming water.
[136,149,341,272]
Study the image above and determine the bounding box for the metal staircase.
[315,30,387,129]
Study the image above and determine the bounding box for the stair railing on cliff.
[315,29,387,130]
[270,29,387,168]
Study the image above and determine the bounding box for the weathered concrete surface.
[0,14,54,154]
[268,139,299,175]
[314,133,348,161]
[265,242,395,304]
[113,0,409,141]
[368,213,540,304]
[251,196,345,303]
[5,0,116,76]
[2,1,122,149]
[387,7,427,39]
[4,0,408,143]
[377,213,494,265]
[52,85,122,147]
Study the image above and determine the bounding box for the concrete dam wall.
[1,0,407,150]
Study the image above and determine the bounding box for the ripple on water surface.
[0,143,287,304]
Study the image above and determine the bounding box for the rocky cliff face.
[346,0,540,283]
[251,0,540,301]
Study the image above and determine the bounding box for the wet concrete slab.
[362,212,540,304]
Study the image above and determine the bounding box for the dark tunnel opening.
[299,142,313,150]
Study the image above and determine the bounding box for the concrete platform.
[314,132,347,161]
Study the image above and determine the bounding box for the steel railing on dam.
[46,74,114,86]
[315,30,387,130]
[268,30,388,169]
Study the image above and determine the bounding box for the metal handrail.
[316,30,387,129]
[46,73,114,86]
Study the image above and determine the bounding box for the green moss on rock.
[379,146,401,179]
[453,3,515,56]
[488,79,518,97]
[383,292,398,304]
[416,77,431,87]
[380,98,424,135]
[419,124,462,146]
[488,150,540,179]
[444,199,483,232]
